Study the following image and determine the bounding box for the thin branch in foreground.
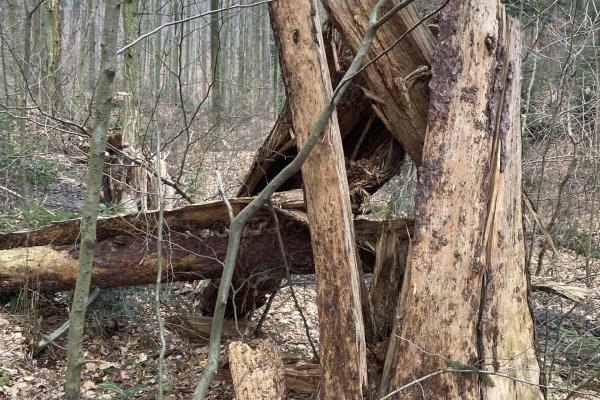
[154,131,167,400]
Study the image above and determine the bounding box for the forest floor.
[0,147,598,399]
[0,279,321,399]
[0,256,598,399]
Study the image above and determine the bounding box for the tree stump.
[228,340,286,400]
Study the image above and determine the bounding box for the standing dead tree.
[268,0,368,397]
[383,0,542,399]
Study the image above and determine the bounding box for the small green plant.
[23,158,58,192]
[373,200,396,219]
[98,381,146,399]
[0,373,11,387]
[444,358,495,388]
[22,201,77,228]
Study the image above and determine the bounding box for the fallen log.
[0,190,410,294]
[531,276,593,303]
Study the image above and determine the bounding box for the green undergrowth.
[0,201,77,234]
[540,324,600,366]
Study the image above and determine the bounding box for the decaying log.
[166,313,250,343]
[0,191,305,293]
[0,190,412,294]
[228,340,286,400]
[531,276,593,303]
[387,2,542,399]
[321,0,436,165]
[269,1,367,397]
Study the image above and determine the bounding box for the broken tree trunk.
[211,24,405,318]
[228,340,287,400]
[216,357,320,395]
[269,0,367,398]
[384,2,542,399]
[321,0,436,165]
[238,41,404,203]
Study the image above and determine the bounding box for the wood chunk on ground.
[229,340,286,400]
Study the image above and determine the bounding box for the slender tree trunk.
[12,1,36,213]
[151,0,161,96]
[121,0,141,148]
[269,1,367,398]
[385,1,541,399]
[210,0,221,120]
[68,0,80,50]
[64,1,121,398]
[49,0,62,114]
[168,0,180,103]
[85,0,97,92]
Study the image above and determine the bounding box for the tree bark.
[64,1,121,398]
[228,341,287,400]
[321,0,436,165]
[384,2,542,399]
[216,358,320,395]
[268,1,367,398]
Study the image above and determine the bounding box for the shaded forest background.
[0,0,598,398]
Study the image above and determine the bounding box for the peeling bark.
[228,341,286,400]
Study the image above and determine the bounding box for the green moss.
[444,358,495,388]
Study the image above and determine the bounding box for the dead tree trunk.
[321,0,436,165]
[269,0,367,398]
[369,220,411,341]
[383,2,542,399]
